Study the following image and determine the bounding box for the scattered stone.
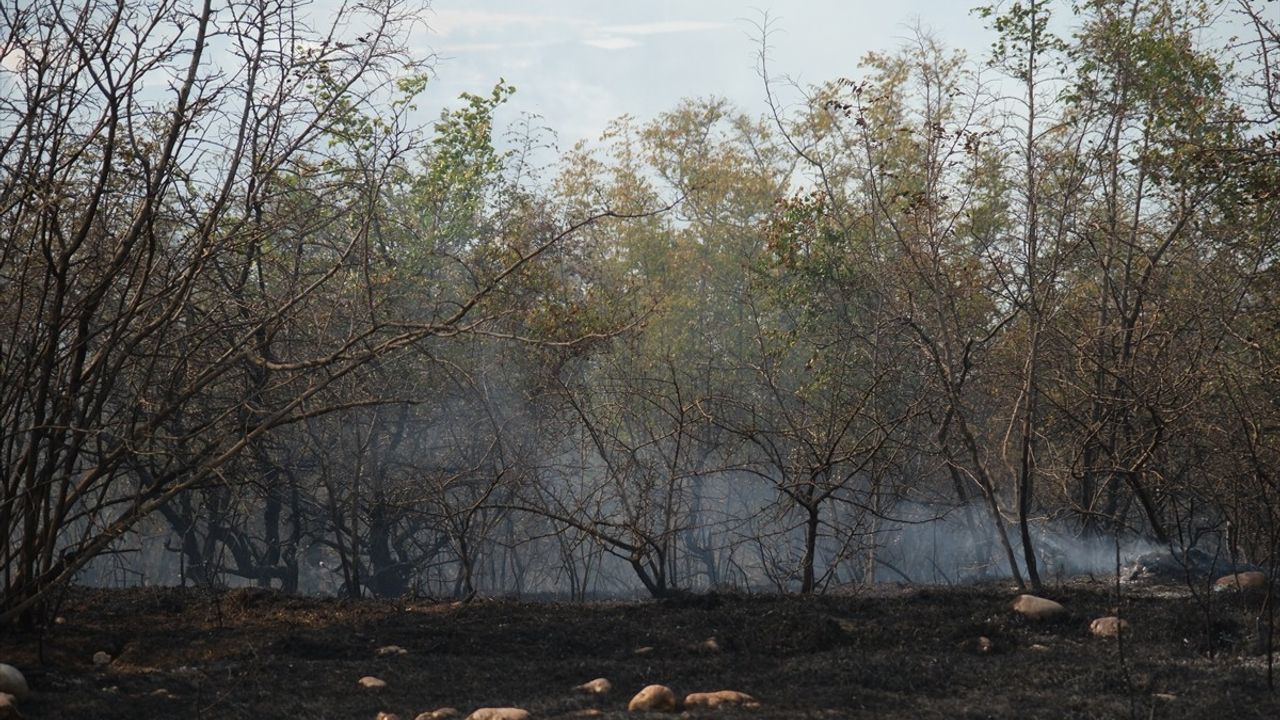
[699,637,721,653]
[1029,644,1050,652]
[628,684,677,713]
[1089,616,1130,638]
[633,646,654,656]
[959,636,996,654]
[414,709,460,720]
[54,616,66,625]
[92,651,112,667]
[568,711,603,718]
[376,645,410,657]
[1214,571,1267,592]
[1154,693,1177,702]
[0,666,28,699]
[0,692,18,719]
[465,709,529,720]
[1011,594,1065,621]
[359,676,388,690]
[150,689,174,699]
[376,713,402,720]
[684,690,760,709]
[827,616,859,634]
[574,677,612,695]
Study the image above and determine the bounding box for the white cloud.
[428,9,585,37]
[435,40,556,54]
[599,21,730,36]
[582,36,641,51]
[427,9,727,52]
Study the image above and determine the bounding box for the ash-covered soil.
[2,580,1278,719]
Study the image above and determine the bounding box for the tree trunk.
[801,504,820,594]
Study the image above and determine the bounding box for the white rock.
[0,665,27,699]
[628,684,677,713]
[414,710,459,720]
[684,690,759,709]
[1214,571,1267,592]
[1011,594,1066,620]
[0,692,18,719]
[574,677,612,695]
[465,709,529,720]
[1089,616,1130,638]
[359,676,388,690]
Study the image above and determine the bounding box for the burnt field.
[1,582,1277,720]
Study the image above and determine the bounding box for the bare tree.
[0,0,628,622]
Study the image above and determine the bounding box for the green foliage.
[421,80,516,221]
[974,0,1070,74]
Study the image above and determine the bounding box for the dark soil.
[2,580,1278,719]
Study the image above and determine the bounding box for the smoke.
[870,503,1185,586]
[72,491,1234,597]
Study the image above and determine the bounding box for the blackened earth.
[1,580,1277,719]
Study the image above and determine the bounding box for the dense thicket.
[1,0,1277,621]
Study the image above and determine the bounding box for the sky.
[412,1,992,150]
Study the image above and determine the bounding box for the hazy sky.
[413,1,992,149]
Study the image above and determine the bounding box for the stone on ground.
[1214,571,1267,592]
[376,714,402,720]
[414,709,460,720]
[1012,594,1065,620]
[1089,616,1130,638]
[628,684,677,713]
[569,711,603,718]
[0,666,27,699]
[574,677,612,695]
[464,709,529,720]
[376,645,409,657]
[958,635,996,654]
[698,637,721,652]
[684,690,759,709]
[359,676,388,690]
[0,692,19,720]
[92,651,112,667]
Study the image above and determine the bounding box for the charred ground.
[1,582,1277,719]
